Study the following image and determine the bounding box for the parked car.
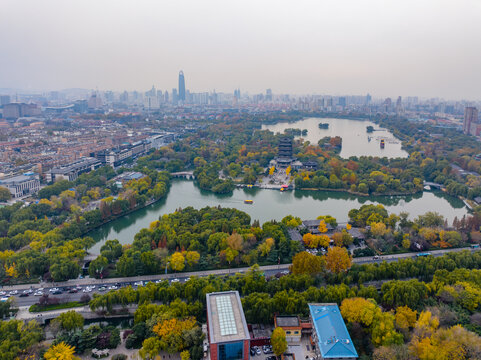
[19,293,29,297]
[250,348,256,356]
[34,292,43,296]
[49,288,59,293]
[98,287,107,292]
[68,288,79,293]
[9,290,18,295]
[256,347,262,355]
[52,290,63,295]
[171,278,180,283]
[0,291,6,296]
[0,297,9,302]
[108,285,118,290]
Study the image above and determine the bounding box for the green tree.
[53,310,85,333]
[0,186,11,202]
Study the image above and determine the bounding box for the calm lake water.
[261,117,408,159]
[88,180,467,254]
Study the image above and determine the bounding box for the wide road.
[1,247,479,307]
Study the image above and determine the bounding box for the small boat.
[380,139,385,149]
[244,199,253,204]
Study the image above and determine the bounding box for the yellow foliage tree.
[258,238,275,256]
[286,166,291,176]
[395,306,417,330]
[409,325,481,360]
[269,166,275,175]
[290,251,325,275]
[346,224,352,230]
[325,246,352,274]
[318,220,328,233]
[371,222,387,237]
[153,317,197,338]
[341,297,379,327]
[5,263,18,278]
[170,252,185,272]
[44,342,80,360]
[414,311,439,338]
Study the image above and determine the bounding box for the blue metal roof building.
[308,303,358,359]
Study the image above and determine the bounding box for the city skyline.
[1,0,481,100]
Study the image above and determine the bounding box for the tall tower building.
[178,71,186,102]
[464,107,479,135]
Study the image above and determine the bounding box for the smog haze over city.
[1,0,481,99]
[2,2,481,360]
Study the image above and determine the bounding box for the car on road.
[52,290,63,295]
[49,288,59,293]
[134,281,143,287]
[98,287,107,292]
[68,288,78,293]
[0,297,9,302]
[170,278,180,283]
[34,292,43,296]
[280,270,289,275]
[9,290,18,295]
[82,287,92,293]
[0,291,6,296]
[108,285,118,290]
[19,293,29,297]
[155,279,163,284]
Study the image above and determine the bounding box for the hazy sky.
[1,0,481,99]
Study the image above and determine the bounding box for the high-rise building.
[266,89,272,101]
[0,95,10,106]
[365,93,371,105]
[178,71,186,102]
[464,107,479,135]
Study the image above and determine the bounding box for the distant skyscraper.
[0,95,10,106]
[178,71,185,102]
[463,107,479,135]
[365,93,371,105]
[172,88,178,104]
[266,89,272,101]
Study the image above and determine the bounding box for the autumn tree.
[325,246,352,274]
[185,251,200,267]
[290,251,325,275]
[170,252,185,272]
[271,327,287,357]
[44,342,80,360]
[395,306,417,330]
[258,238,275,256]
[318,220,328,233]
[371,222,387,238]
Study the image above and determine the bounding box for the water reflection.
[87,180,467,254]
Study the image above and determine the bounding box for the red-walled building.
[206,291,250,360]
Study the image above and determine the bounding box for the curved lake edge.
[86,179,468,255]
[261,116,409,159]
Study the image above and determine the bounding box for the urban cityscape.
[1,1,481,360]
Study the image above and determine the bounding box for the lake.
[88,180,467,254]
[261,117,408,159]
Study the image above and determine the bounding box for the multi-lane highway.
[1,247,478,307]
